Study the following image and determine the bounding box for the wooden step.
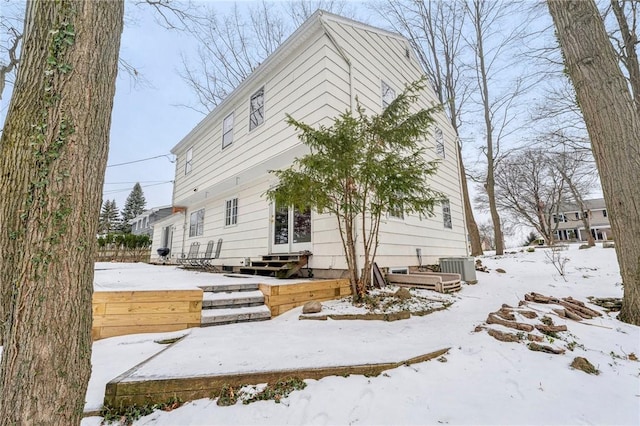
[200,305,271,326]
[198,283,259,293]
[202,290,265,309]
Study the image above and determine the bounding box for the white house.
[151,11,469,277]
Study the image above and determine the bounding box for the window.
[189,209,204,237]
[225,198,238,226]
[575,212,580,220]
[389,197,404,220]
[249,88,264,130]
[185,147,193,175]
[381,80,395,109]
[442,200,452,229]
[435,127,445,158]
[603,209,607,217]
[222,112,234,149]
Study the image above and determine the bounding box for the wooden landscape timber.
[92,289,203,340]
[259,279,351,316]
[103,347,450,409]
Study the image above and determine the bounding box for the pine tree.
[120,183,146,233]
[98,200,120,234]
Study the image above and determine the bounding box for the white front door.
[271,202,312,253]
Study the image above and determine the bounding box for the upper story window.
[442,200,452,229]
[249,88,264,130]
[602,209,607,217]
[388,192,404,220]
[222,112,234,149]
[435,127,445,158]
[185,147,193,175]
[189,209,204,237]
[381,80,396,109]
[225,198,238,226]
[574,212,580,220]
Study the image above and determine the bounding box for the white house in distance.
[151,11,469,277]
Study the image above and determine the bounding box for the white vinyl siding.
[189,209,204,237]
[225,198,238,226]
[222,113,234,149]
[249,88,264,130]
[185,147,193,175]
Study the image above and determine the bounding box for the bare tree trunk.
[610,0,640,113]
[0,0,124,423]
[547,0,640,325]
[472,0,504,255]
[459,137,483,256]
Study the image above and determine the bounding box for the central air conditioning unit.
[439,257,477,284]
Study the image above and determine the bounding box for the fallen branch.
[535,324,568,334]
[486,313,534,332]
[528,342,565,355]
[487,328,522,343]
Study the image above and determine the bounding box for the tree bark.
[0,0,124,423]
[547,0,640,325]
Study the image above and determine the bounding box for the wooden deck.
[92,289,203,340]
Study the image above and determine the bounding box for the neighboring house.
[151,11,469,276]
[130,205,173,238]
[553,198,611,242]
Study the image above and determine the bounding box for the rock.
[570,357,599,375]
[496,268,506,274]
[602,242,615,249]
[394,287,412,300]
[578,244,591,250]
[302,301,322,314]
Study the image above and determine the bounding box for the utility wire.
[102,180,173,195]
[106,154,174,168]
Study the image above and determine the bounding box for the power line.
[102,181,173,195]
[103,180,169,185]
[106,154,174,168]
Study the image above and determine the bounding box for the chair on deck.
[202,238,223,271]
[177,242,200,267]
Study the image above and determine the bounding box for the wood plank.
[92,303,106,316]
[104,347,450,408]
[93,290,202,303]
[104,302,195,315]
[275,279,348,295]
[95,323,193,340]
[93,312,201,327]
[267,288,342,306]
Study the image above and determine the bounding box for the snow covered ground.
[9,245,640,425]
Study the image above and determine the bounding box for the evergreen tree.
[120,183,146,233]
[98,200,120,234]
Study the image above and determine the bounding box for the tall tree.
[377,0,484,256]
[120,182,146,232]
[98,199,121,234]
[486,148,566,245]
[0,0,124,423]
[465,0,531,255]
[266,80,443,300]
[547,0,640,325]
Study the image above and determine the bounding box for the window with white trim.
[225,198,238,226]
[249,88,264,130]
[222,112,234,149]
[435,127,445,158]
[442,200,452,229]
[388,195,404,220]
[381,80,396,109]
[185,147,193,175]
[189,209,204,237]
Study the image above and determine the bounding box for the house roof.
[170,10,413,155]
[129,205,173,223]
[560,198,607,212]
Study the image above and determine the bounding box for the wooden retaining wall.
[104,347,449,408]
[259,279,351,316]
[92,290,203,340]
